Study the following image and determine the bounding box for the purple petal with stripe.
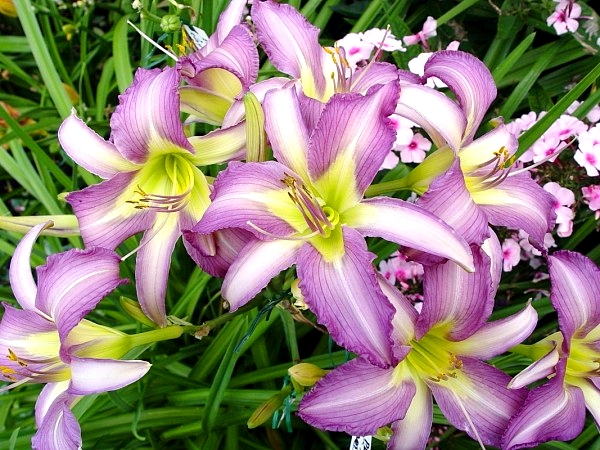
[428,358,527,448]
[32,389,81,450]
[252,0,328,98]
[110,67,193,163]
[424,50,496,143]
[417,158,490,245]
[69,356,150,395]
[478,171,556,250]
[349,62,399,94]
[34,247,126,346]
[193,161,301,238]
[347,197,474,272]
[389,378,433,450]
[221,238,302,310]
[417,245,493,341]
[503,361,585,450]
[66,173,156,249]
[9,221,50,311]
[297,227,395,367]
[549,251,600,340]
[308,82,399,199]
[298,358,415,435]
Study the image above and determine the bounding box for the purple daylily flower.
[394,50,556,249]
[0,222,150,450]
[251,0,398,102]
[59,66,246,326]
[193,81,474,368]
[299,246,537,449]
[503,251,600,449]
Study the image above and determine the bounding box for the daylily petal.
[298,358,415,435]
[378,275,417,356]
[309,82,399,208]
[207,0,247,50]
[459,124,517,172]
[183,228,253,278]
[66,172,156,249]
[428,358,527,448]
[180,86,233,125]
[135,213,180,326]
[349,62,399,94]
[35,247,126,343]
[110,67,193,163]
[389,376,432,450]
[395,83,466,152]
[188,121,247,165]
[416,158,490,245]
[449,303,537,359]
[0,215,79,237]
[58,112,137,178]
[252,0,329,100]
[297,227,395,367]
[9,221,50,311]
[482,229,503,293]
[473,171,556,250]
[503,361,586,450]
[346,197,474,272]
[508,343,561,389]
[548,250,600,339]
[221,238,302,310]
[185,25,259,96]
[69,356,150,395]
[577,378,600,427]
[34,381,71,427]
[193,161,305,238]
[33,388,80,450]
[416,245,492,341]
[423,50,496,143]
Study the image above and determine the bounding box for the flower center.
[565,337,600,380]
[465,146,514,192]
[281,173,338,238]
[126,153,196,214]
[404,329,463,383]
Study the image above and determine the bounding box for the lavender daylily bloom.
[59,66,246,326]
[394,50,556,248]
[178,0,260,126]
[251,0,398,102]
[0,222,150,450]
[503,251,600,449]
[193,82,473,367]
[299,246,537,449]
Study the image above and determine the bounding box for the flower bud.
[160,15,181,33]
[288,362,328,387]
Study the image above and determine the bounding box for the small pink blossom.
[587,105,600,123]
[575,124,600,175]
[378,251,423,290]
[582,185,600,218]
[335,33,375,69]
[379,150,400,170]
[547,0,582,35]
[403,16,437,47]
[502,238,521,272]
[531,134,566,163]
[543,182,575,237]
[361,28,406,52]
[547,114,587,142]
[397,132,432,163]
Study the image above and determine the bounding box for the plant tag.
[349,436,372,450]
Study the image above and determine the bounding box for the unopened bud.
[247,385,292,429]
[160,15,181,33]
[288,363,328,387]
[120,297,156,327]
[290,279,308,310]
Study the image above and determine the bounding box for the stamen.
[126,184,192,213]
[281,173,333,236]
[127,20,178,61]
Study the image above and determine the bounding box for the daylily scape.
[2,0,600,448]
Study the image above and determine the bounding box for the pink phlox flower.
[518,230,556,268]
[335,33,375,70]
[531,134,567,163]
[547,113,587,142]
[575,124,600,175]
[543,182,575,237]
[582,184,600,219]
[547,0,582,35]
[398,132,432,163]
[407,52,446,88]
[403,16,437,48]
[587,104,600,123]
[360,28,406,52]
[501,237,521,272]
[378,251,423,289]
[379,150,400,170]
[506,111,538,138]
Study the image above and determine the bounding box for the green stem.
[128,325,185,348]
[436,0,480,26]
